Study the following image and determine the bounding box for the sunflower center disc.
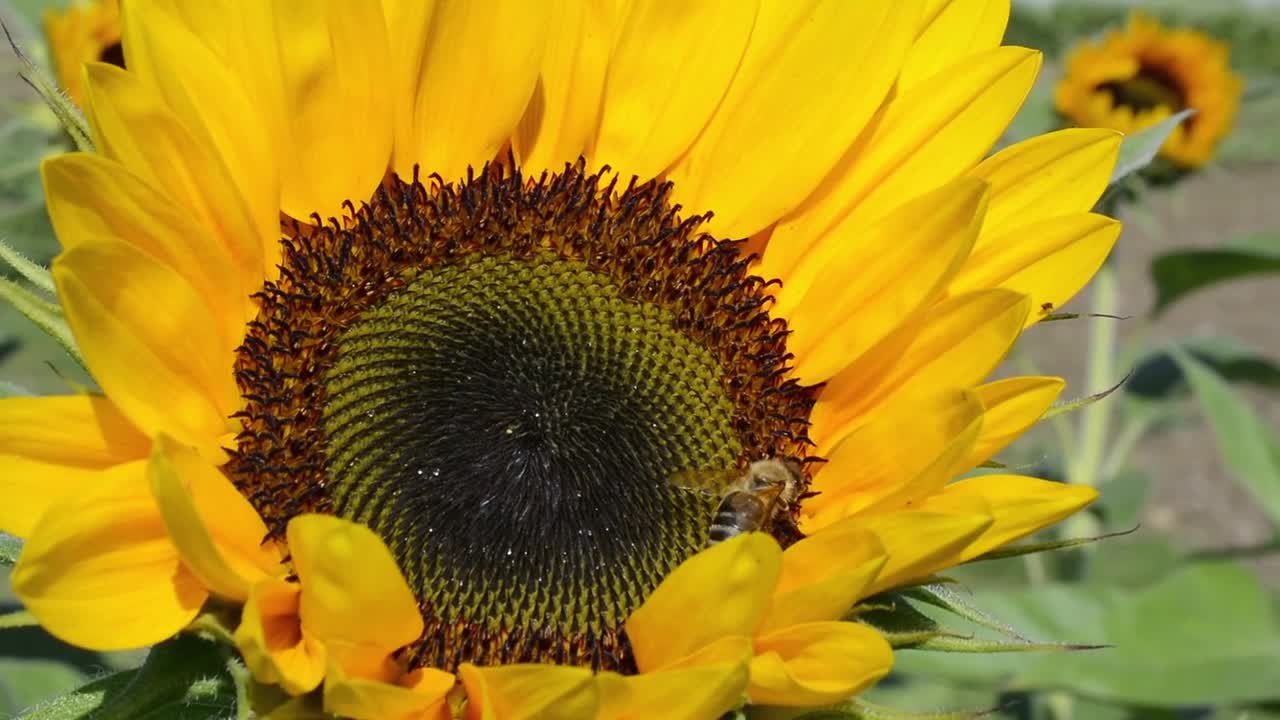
[325,253,738,669]
[1100,67,1184,111]
[229,163,818,671]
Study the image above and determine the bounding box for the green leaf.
[0,533,20,565]
[17,634,238,720]
[1127,337,1280,399]
[1109,109,1195,185]
[1151,249,1280,314]
[1170,348,1280,530]
[894,562,1280,706]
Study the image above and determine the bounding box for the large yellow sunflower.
[1055,12,1243,169]
[4,1,1120,717]
[42,0,123,106]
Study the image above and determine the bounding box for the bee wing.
[667,468,738,496]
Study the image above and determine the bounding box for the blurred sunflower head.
[42,0,122,106]
[1055,12,1244,169]
[5,1,1120,717]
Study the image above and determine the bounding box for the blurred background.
[0,0,1278,718]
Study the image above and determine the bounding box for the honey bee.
[671,459,803,547]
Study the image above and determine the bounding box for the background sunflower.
[0,0,1278,718]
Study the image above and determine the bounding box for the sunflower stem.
[1072,265,1118,488]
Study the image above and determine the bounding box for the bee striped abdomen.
[707,491,769,546]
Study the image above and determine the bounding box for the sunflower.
[4,1,1121,717]
[1055,12,1243,169]
[42,0,123,106]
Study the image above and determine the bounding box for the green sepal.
[902,585,1029,642]
[903,633,1107,654]
[966,525,1139,563]
[1,21,94,152]
[855,596,967,649]
[0,277,83,367]
[16,634,239,720]
[0,609,37,629]
[1040,371,1130,421]
[0,236,56,295]
[1038,312,1130,323]
[793,698,1001,719]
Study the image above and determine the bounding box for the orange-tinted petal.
[514,0,613,173]
[391,1,548,182]
[235,577,326,696]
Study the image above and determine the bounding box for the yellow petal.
[51,243,240,450]
[149,435,280,601]
[812,289,1031,442]
[235,577,327,696]
[807,389,984,517]
[12,461,207,650]
[460,663,596,720]
[899,0,1010,91]
[288,514,423,680]
[784,178,988,385]
[80,62,273,291]
[749,621,893,706]
[514,0,612,173]
[919,475,1098,559]
[230,2,394,219]
[392,1,548,182]
[969,128,1121,243]
[596,636,751,720]
[760,526,887,634]
[668,0,921,239]
[0,394,148,537]
[52,242,238,452]
[967,376,1065,467]
[764,47,1039,280]
[119,0,278,268]
[951,213,1122,326]
[42,153,252,342]
[824,511,992,594]
[590,0,757,182]
[626,533,781,672]
[325,662,455,720]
